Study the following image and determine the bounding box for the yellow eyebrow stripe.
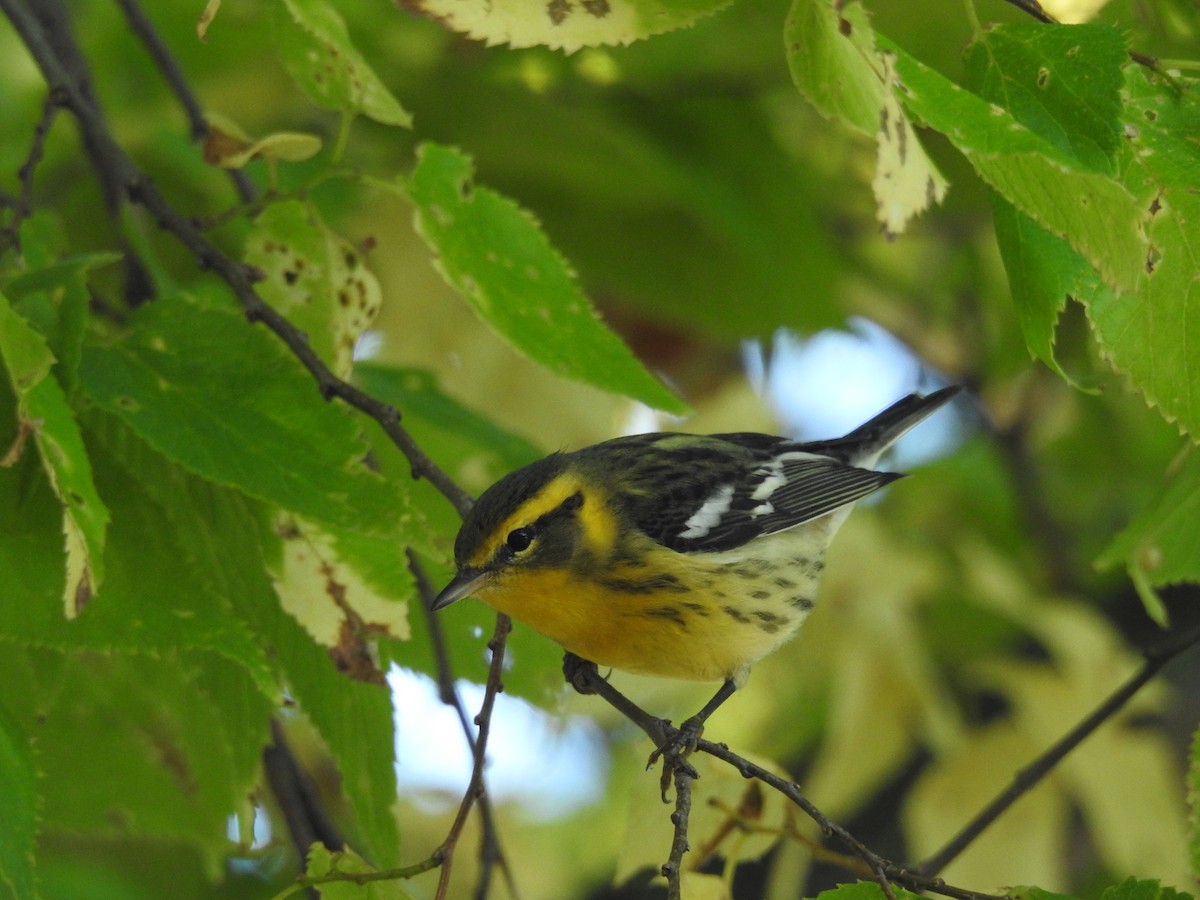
[467,471,615,568]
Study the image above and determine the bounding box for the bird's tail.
[804,385,961,466]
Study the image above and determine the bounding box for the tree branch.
[112,0,255,202]
[1,0,473,517]
[0,90,59,252]
[431,614,513,900]
[917,622,1200,875]
[409,550,519,900]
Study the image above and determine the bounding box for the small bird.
[434,386,959,740]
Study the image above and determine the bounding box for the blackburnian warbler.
[434,386,959,736]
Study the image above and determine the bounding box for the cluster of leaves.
[1,0,1199,898]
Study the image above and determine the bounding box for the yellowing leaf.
[786,1,947,235]
[245,201,382,379]
[0,292,107,618]
[404,0,734,53]
[203,115,322,168]
[874,51,948,236]
[905,722,1069,888]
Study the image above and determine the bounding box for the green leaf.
[399,0,734,52]
[991,197,1100,379]
[785,1,946,234]
[0,290,53,393]
[305,845,417,898]
[406,142,685,413]
[273,0,411,127]
[0,698,37,900]
[965,24,1126,174]
[77,295,431,548]
[882,36,1147,294]
[94,419,403,865]
[1097,448,1200,590]
[1078,67,1200,437]
[0,291,109,617]
[786,0,883,134]
[1100,879,1195,900]
[244,200,382,379]
[0,422,276,692]
[35,653,249,873]
[967,24,1129,379]
[3,249,119,396]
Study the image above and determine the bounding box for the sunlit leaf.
[78,296,428,549]
[785,0,946,234]
[883,37,1146,293]
[965,24,1126,174]
[406,141,685,413]
[874,51,948,236]
[269,512,411,681]
[1078,67,1200,437]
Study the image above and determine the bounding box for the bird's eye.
[506,527,534,553]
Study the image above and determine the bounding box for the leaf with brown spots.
[401,0,733,52]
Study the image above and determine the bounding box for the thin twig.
[1,90,60,251]
[564,661,905,900]
[112,0,255,202]
[263,719,346,900]
[409,550,519,900]
[662,768,693,900]
[16,0,156,304]
[1,0,473,517]
[917,622,1200,875]
[431,614,512,899]
[562,661,1019,900]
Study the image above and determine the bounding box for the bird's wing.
[622,439,900,554]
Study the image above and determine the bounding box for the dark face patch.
[453,454,569,566]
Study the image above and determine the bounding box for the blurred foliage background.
[1,0,1199,898]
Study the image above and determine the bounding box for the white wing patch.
[679,483,735,539]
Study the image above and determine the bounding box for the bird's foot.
[562,652,601,695]
[648,716,703,799]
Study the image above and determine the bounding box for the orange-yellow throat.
[472,525,829,684]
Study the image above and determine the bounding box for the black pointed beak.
[432,568,491,611]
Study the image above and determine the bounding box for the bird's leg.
[561,651,600,695]
[648,678,737,774]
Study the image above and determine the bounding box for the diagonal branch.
[1,0,473,517]
[917,621,1200,875]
